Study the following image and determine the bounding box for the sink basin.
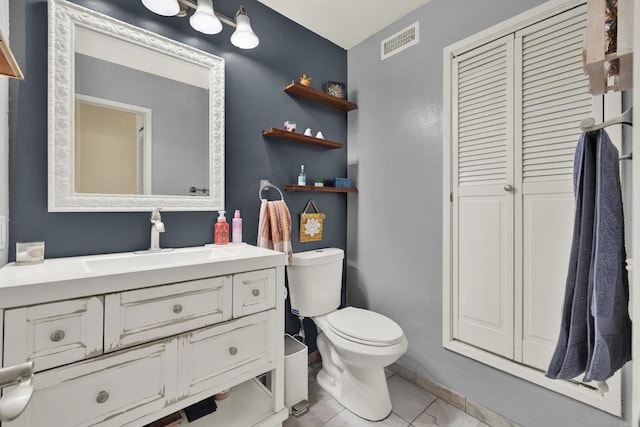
[84,247,232,274]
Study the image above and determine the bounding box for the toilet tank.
[287,248,344,317]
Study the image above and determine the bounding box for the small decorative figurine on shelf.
[323,81,346,99]
[300,73,312,86]
[284,121,297,132]
[304,128,313,136]
[315,131,324,139]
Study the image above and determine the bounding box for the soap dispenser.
[298,165,306,186]
[232,210,242,243]
[214,211,229,245]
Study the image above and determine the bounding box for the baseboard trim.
[388,363,521,427]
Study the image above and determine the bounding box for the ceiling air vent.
[381,22,419,61]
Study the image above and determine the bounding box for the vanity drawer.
[6,339,178,427]
[4,297,104,372]
[105,276,232,351]
[179,310,276,398]
[232,269,276,317]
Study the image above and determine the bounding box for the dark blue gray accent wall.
[9,0,348,346]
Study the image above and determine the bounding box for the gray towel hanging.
[546,129,631,383]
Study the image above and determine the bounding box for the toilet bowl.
[286,248,408,421]
[313,307,408,420]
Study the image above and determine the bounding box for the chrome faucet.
[149,207,165,251]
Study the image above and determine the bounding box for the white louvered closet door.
[452,35,515,359]
[514,4,597,370]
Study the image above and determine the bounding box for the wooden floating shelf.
[284,81,358,112]
[283,185,357,193]
[262,128,343,149]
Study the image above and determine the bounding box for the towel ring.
[259,182,284,201]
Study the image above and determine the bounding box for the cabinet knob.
[252,289,260,297]
[50,330,65,342]
[229,347,238,356]
[173,304,183,314]
[96,391,110,404]
[504,184,513,192]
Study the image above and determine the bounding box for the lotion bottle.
[232,210,242,243]
[214,210,229,244]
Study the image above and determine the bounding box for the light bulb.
[230,8,259,49]
[190,0,223,34]
[141,0,180,16]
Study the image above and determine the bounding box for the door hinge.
[450,192,453,202]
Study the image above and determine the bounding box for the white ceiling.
[256,0,431,50]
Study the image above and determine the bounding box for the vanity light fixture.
[141,0,180,17]
[141,0,260,49]
[230,6,259,49]
[189,0,223,34]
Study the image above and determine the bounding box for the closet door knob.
[252,289,260,297]
[50,330,65,342]
[504,184,513,192]
[229,347,238,356]
[96,391,110,404]
[173,304,183,314]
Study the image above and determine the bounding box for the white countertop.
[0,244,286,308]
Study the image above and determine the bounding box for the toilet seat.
[325,307,404,347]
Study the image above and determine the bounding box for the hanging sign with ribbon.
[299,199,325,242]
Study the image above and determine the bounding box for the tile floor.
[284,363,489,427]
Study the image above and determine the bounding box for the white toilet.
[287,248,408,421]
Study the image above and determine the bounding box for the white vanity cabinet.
[104,276,233,351]
[179,311,277,399]
[4,297,104,372]
[0,245,288,427]
[8,339,179,427]
[233,269,277,317]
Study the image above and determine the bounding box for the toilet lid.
[326,307,404,346]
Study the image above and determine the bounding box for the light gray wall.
[75,54,209,196]
[347,1,629,426]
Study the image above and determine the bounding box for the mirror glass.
[74,97,148,195]
[49,0,225,211]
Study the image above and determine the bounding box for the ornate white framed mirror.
[48,0,225,211]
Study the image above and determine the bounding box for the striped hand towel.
[257,199,293,265]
